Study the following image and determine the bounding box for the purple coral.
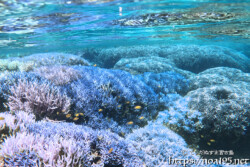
[34,66,82,85]
[7,78,71,120]
[1,121,144,167]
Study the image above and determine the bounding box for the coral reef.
[1,120,144,167]
[189,67,250,91]
[0,52,90,72]
[139,72,189,95]
[0,72,71,120]
[126,122,199,167]
[34,65,82,85]
[66,66,159,130]
[157,96,202,136]
[187,83,249,139]
[161,83,250,157]
[113,56,194,78]
[0,111,35,144]
[82,45,250,73]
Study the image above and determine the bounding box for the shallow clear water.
[0,0,249,166]
[0,0,249,57]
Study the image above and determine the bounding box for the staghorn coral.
[1,121,144,167]
[8,79,71,120]
[34,66,82,85]
[66,66,159,130]
[0,72,71,120]
[0,111,35,144]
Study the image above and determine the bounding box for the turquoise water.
[0,0,249,57]
[0,0,250,166]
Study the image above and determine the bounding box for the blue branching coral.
[0,72,71,120]
[65,66,159,128]
[0,66,159,133]
[0,120,144,167]
[34,65,82,85]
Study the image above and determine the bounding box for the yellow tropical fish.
[3,103,8,108]
[73,117,79,121]
[66,114,71,118]
[139,116,145,120]
[108,148,113,153]
[134,106,142,110]
[0,117,5,120]
[75,113,79,117]
[98,109,103,112]
[127,121,133,125]
[126,101,130,104]
[210,139,215,142]
[200,135,204,138]
[207,142,211,146]
[79,113,84,116]
[56,112,60,115]
[93,64,97,67]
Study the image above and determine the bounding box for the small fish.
[73,117,79,121]
[98,109,103,112]
[139,116,145,120]
[120,132,125,137]
[75,113,79,117]
[127,121,133,125]
[117,105,122,108]
[0,117,4,120]
[108,148,113,153]
[93,64,97,67]
[79,113,84,116]
[3,103,8,109]
[207,142,211,146]
[62,110,66,113]
[126,101,130,104]
[158,85,161,88]
[98,136,103,140]
[66,114,71,118]
[210,139,215,142]
[200,135,204,138]
[56,112,59,115]
[134,106,142,110]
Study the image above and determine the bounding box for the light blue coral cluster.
[0,66,159,134]
[0,113,144,167]
[126,122,199,167]
[65,66,159,128]
[138,72,189,110]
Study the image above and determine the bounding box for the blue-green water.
[0,0,249,166]
[0,0,249,57]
